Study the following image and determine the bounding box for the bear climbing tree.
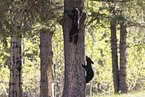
[82,56,94,83]
[65,8,83,44]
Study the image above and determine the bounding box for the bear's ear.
[89,58,94,64]
[91,60,94,64]
[86,56,94,64]
[86,56,89,59]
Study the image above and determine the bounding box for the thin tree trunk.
[90,79,93,96]
[61,0,86,96]
[9,33,23,97]
[90,30,94,96]
[110,3,119,94]
[40,28,54,97]
[119,21,128,93]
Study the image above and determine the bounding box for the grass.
[88,91,145,97]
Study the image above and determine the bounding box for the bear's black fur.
[82,56,94,83]
[65,8,81,44]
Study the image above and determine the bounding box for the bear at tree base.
[82,56,94,83]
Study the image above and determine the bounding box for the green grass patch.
[88,91,145,97]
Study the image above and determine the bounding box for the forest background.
[0,0,145,97]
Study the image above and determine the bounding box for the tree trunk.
[110,4,119,94]
[61,0,86,96]
[40,28,54,97]
[119,21,128,93]
[9,33,23,97]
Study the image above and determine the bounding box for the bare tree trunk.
[61,0,86,96]
[119,21,128,93]
[9,33,23,97]
[110,3,119,94]
[40,29,54,97]
[90,30,94,96]
[90,81,93,96]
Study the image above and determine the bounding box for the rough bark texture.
[40,29,54,97]
[119,21,128,93]
[9,33,23,97]
[110,4,119,94]
[62,0,86,97]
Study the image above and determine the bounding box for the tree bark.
[62,0,86,96]
[40,28,54,97]
[119,21,128,93]
[110,4,119,94]
[9,33,23,97]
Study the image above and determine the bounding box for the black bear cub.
[82,56,94,83]
[65,8,81,44]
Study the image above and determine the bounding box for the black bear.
[82,56,94,83]
[65,8,82,44]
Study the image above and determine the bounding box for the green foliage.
[85,22,113,94]
[52,24,64,96]
[22,31,40,96]
[127,27,145,91]
[0,0,63,47]
[120,0,145,24]
[0,1,12,48]
[0,0,145,96]
[85,1,110,28]
[84,0,145,95]
[0,39,10,96]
